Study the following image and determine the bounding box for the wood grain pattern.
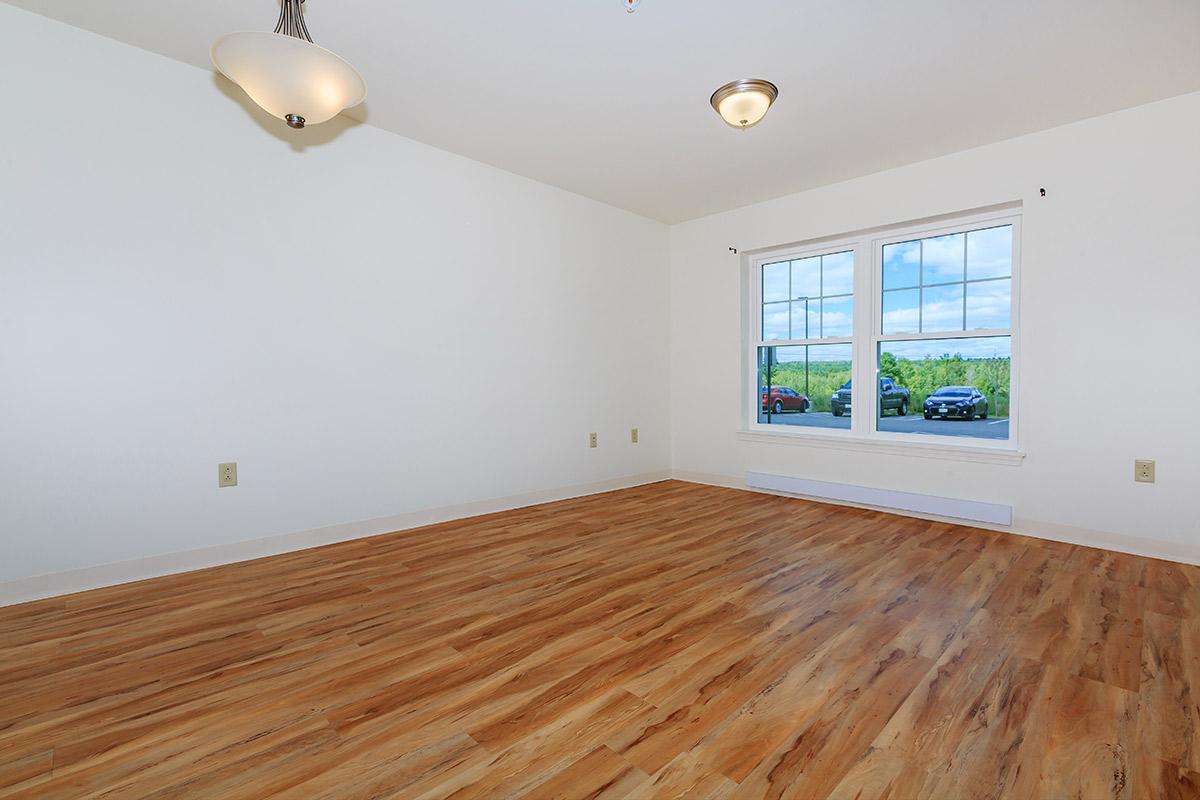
[1,480,1197,799]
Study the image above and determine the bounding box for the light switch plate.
[219,462,238,487]
[631,428,639,444]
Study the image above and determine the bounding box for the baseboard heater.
[745,471,1012,526]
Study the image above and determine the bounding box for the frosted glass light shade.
[211,32,366,128]
[710,79,778,130]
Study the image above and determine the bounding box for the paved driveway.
[759,411,1010,440]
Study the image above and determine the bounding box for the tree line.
[760,352,1011,416]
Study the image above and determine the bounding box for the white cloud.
[966,226,1012,280]
[821,251,854,295]
[762,302,789,339]
[922,233,965,283]
[762,262,789,302]
[965,279,1011,328]
[790,256,821,299]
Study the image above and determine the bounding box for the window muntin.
[760,250,855,342]
[756,248,855,430]
[875,221,1015,443]
[880,224,1012,336]
[749,210,1018,450]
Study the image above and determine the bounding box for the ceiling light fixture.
[710,79,778,130]
[210,0,366,130]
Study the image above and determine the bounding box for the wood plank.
[0,480,1191,798]
[0,751,52,797]
[1004,666,1138,800]
[1140,610,1200,773]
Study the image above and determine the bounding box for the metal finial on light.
[710,79,778,130]
[211,0,367,130]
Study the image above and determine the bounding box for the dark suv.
[831,378,910,417]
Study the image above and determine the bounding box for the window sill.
[735,429,1026,465]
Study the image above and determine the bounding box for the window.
[748,209,1019,449]
[756,249,855,430]
[875,222,1014,442]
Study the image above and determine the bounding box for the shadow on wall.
[210,72,369,151]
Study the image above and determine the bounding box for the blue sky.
[762,250,854,340]
[881,225,1012,334]
[763,225,1012,341]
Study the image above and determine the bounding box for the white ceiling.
[8,0,1200,223]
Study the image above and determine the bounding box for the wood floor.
[2,481,1198,799]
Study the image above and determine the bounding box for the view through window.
[876,224,1013,441]
[750,212,1018,446]
[757,250,854,430]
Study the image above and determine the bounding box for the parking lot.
[759,411,1010,440]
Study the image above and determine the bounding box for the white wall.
[4,5,1198,601]
[669,91,1200,562]
[0,5,670,589]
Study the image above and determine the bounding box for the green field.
[760,351,1011,416]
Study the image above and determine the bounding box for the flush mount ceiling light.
[710,78,778,130]
[210,0,366,130]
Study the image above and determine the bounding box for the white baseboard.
[7,466,1193,608]
[672,469,1200,566]
[745,471,1012,526]
[0,470,672,608]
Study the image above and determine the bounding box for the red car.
[761,386,809,414]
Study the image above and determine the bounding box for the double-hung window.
[749,208,1019,449]
[756,246,856,430]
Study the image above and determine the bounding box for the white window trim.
[734,429,1026,465]
[743,207,1024,464]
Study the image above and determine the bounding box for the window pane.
[966,279,1011,329]
[967,225,1012,280]
[922,232,965,284]
[762,261,789,303]
[758,343,852,430]
[883,240,919,290]
[921,283,965,333]
[762,301,789,340]
[790,299,817,339]
[821,251,854,295]
[882,288,919,335]
[790,256,821,300]
[876,336,1011,440]
[821,296,853,337]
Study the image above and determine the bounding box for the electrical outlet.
[588,432,598,449]
[219,462,238,487]
[1134,459,1155,483]
[631,427,639,444]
